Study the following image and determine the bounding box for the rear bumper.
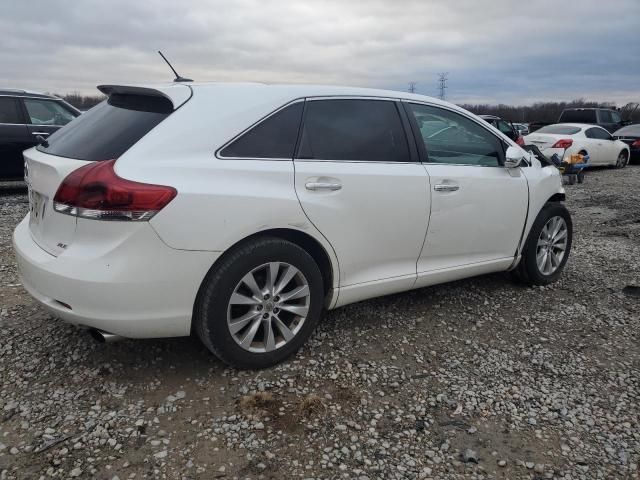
[13,215,220,338]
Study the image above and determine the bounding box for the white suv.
[13,83,571,368]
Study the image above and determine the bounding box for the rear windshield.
[614,124,640,136]
[558,109,597,123]
[37,93,173,160]
[536,125,582,135]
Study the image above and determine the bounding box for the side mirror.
[505,146,525,168]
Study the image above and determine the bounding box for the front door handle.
[305,181,342,191]
[31,132,50,136]
[434,184,459,192]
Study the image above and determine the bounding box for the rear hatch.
[525,125,582,151]
[524,134,565,150]
[24,84,191,257]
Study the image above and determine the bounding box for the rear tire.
[512,203,572,286]
[194,237,324,369]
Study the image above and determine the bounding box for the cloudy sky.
[1,0,638,105]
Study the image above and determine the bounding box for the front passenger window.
[497,120,514,135]
[408,104,502,166]
[24,99,75,126]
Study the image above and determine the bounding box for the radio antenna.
[158,50,193,83]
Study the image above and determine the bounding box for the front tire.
[513,203,572,285]
[194,237,324,369]
[615,151,629,169]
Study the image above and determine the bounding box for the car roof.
[541,123,610,131]
[186,82,459,107]
[103,81,474,115]
[614,124,640,136]
[0,88,60,99]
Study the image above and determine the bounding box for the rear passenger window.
[24,99,76,126]
[599,110,612,123]
[587,127,611,140]
[0,97,23,124]
[220,102,303,159]
[297,99,410,162]
[408,104,502,166]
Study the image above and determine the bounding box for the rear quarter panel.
[113,87,339,288]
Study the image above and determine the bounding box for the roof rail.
[0,88,27,94]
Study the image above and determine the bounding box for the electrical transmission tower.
[408,82,416,94]
[437,73,448,100]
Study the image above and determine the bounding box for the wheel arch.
[192,228,338,326]
[547,192,566,203]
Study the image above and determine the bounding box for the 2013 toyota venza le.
[14,83,572,368]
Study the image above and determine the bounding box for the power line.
[437,73,448,100]
[408,82,416,94]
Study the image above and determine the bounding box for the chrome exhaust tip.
[89,329,125,343]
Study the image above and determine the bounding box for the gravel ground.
[1,166,639,480]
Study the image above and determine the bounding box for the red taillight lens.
[632,140,640,147]
[516,135,525,146]
[552,139,573,149]
[53,160,177,221]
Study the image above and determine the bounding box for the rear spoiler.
[97,84,192,110]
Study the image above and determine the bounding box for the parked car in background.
[613,124,640,163]
[528,121,552,133]
[558,108,627,133]
[525,123,630,168]
[513,123,530,136]
[0,89,80,179]
[14,82,571,369]
[479,115,524,145]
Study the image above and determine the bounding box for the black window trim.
[216,98,306,161]
[293,96,418,164]
[402,100,509,168]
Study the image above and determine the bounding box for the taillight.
[516,135,525,146]
[632,140,640,147]
[53,160,177,221]
[552,139,573,149]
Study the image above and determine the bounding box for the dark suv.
[0,89,81,179]
[558,108,627,133]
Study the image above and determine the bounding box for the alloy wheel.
[227,262,311,353]
[617,152,628,168]
[536,216,568,275]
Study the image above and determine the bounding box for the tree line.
[53,93,105,110]
[56,93,639,123]
[458,99,638,124]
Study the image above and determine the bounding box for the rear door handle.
[31,132,50,136]
[434,184,459,192]
[305,181,342,191]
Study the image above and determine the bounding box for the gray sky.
[1,0,638,105]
